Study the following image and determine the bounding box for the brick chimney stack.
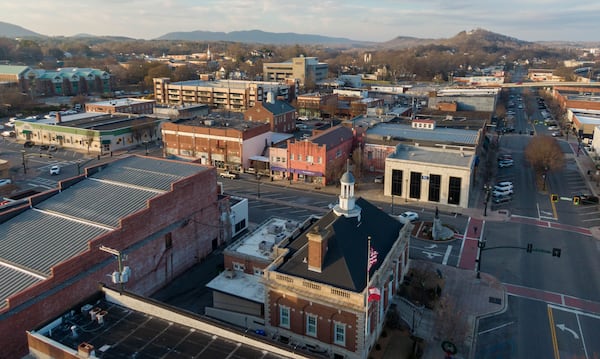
[307,226,330,273]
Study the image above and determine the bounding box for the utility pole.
[21,150,27,174]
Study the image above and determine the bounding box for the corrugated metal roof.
[0,210,109,276]
[0,156,207,308]
[0,265,43,310]
[36,180,159,228]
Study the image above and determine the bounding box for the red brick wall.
[0,166,221,358]
[267,291,358,353]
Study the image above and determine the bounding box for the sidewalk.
[408,260,506,359]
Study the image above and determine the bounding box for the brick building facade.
[0,156,224,358]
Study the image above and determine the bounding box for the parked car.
[0,179,12,187]
[579,194,599,205]
[23,141,34,148]
[551,131,563,137]
[498,154,513,161]
[496,181,513,187]
[1,130,15,137]
[39,145,49,150]
[298,116,309,121]
[494,183,514,192]
[219,171,239,179]
[548,126,559,131]
[374,175,384,184]
[492,188,513,197]
[398,211,419,224]
[48,145,58,152]
[498,160,514,168]
[493,196,512,204]
[49,165,60,175]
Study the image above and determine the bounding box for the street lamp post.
[21,150,27,174]
[476,238,486,279]
[483,184,491,217]
[256,173,261,198]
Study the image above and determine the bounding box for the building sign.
[421,175,429,180]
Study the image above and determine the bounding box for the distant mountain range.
[0,21,43,38]
[155,29,369,45]
[0,21,596,49]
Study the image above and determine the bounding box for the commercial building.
[364,119,481,209]
[28,287,307,359]
[161,115,271,171]
[263,56,328,86]
[286,125,354,185]
[296,92,338,119]
[0,64,30,91]
[244,92,297,133]
[153,78,298,112]
[427,88,500,112]
[15,113,162,154]
[85,98,155,114]
[0,156,225,357]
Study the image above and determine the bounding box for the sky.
[3,0,600,43]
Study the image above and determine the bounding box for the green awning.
[22,130,32,134]
[101,139,111,144]
[56,135,63,139]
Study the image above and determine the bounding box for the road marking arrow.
[556,324,580,340]
[425,244,438,249]
[421,251,443,259]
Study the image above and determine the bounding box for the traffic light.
[552,248,561,257]
[551,194,558,202]
[573,196,580,205]
[526,243,533,253]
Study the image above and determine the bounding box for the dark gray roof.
[311,126,353,149]
[0,156,208,308]
[277,198,402,292]
[43,298,292,359]
[262,100,295,115]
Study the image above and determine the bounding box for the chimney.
[56,112,62,123]
[307,226,330,273]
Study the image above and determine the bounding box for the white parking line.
[442,245,453,265]
[478,321,515,335]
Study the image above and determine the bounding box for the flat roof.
[31,293,295,359]
[174,116,269,132]
[207,270,264,303]
[169,79,287,89]
[90,98,153,107]
[389,144,475,168]
[366,122,479,145]
[225,217,302,261]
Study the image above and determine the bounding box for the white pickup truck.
[219,171,239,179]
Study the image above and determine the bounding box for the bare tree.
[435,297,470,348]
[525,136,565,187]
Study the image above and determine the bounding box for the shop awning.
[22,130,32,134]
[101,139,111,144]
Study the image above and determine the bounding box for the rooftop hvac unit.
[267,224,282,234]
[96,311,108,325]
[285,220,297,230]
[224,269,235,279]
[81,304,93,314]
[89,307,102,321]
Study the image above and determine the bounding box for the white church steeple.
[333,160,361,218]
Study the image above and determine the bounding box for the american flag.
[368,246,378,271]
